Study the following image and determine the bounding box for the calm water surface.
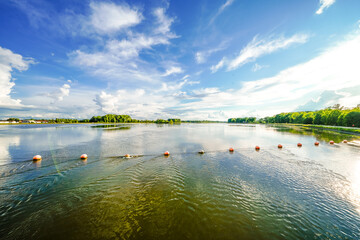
[0,123,360,239]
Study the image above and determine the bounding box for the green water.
[0,123,360,239]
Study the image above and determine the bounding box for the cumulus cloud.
[94,89,176,119]
[316,0,336,15]
[211,33,309,73]
[0,46,34,109]
[70,6,178,83]
[49,26,360,121]
[47,83,71,103]
[89,2,142,34]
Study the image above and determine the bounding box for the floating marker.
[198,150,205,154]
[278,144,283,149]
[297,143,302,147]
[124,154,131,158]
[343,140,348,143]
[80,154,88,159]
[329,140,334,144]
[33,155,42,161]
[314,141,320,146]
[255,146,260,151]
[229,147,234,152]
[164,151,170,156]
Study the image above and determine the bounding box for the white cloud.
[210,57,225,73]
[159,78,199,92]
[47,83,71,103]
[89,2,142,34]
[295,90,345,111]
[153,8,176,38]
[182,75,190,80]
[0,46,34,109]
[162,66,183,76]
[195,42,228,64]
[211,34,309,72]
[251,63,267,72]
[192,88,219,96]
[316,0,336,15]
[195,52,206,64]
[70,6,178,83]
[209,0,235,24]
[94,89,177,119]
[177,32,360,118]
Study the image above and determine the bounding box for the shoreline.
[268,123,360,136]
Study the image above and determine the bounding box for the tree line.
[228,105,360,127]
[154,119,181,124]
[228,117,257,123]
[262,107,360,127]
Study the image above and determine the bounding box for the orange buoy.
[198,150,205,154]
[314,141,320,146]
[278,144,283,149]
[164,151,170,156]
[297,143,302,147]
[343,140,348,143]
[329,140,334,144]
[255,146,260,151]
[124,154,131,158]
[229,147,234,152]
[80,154,88,159]
[33,155,42,161]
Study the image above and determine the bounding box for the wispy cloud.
[211,33,309,73]
[181,32,360,118]
[0,46,34,109]
[316,0,336,15]
[210,58,226,73]
[209,0,235,25]
[195,41,228,64]
[251,63,268,72]
[10,0,51,28]
[162,66,183,76]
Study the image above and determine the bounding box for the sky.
[0,0,360,120]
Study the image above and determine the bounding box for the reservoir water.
[0,123,360,239]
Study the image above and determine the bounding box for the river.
[0,123,359,239]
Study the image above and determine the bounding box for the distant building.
[22,120,36,123]
[0,120,17,124]
[35,120,47,123]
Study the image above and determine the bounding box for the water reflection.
[91,124,131,130]
[0,123,360,239]
[0,135,20,165]
[271,124,359,143]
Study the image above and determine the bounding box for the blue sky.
[0,0,360,120]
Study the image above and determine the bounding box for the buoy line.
[31,140,350,161]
